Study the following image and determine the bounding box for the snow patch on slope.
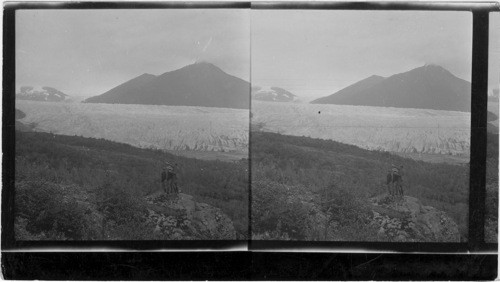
[252,86,299,102]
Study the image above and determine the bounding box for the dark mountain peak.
[187,61,222,71]
[128,73,157,83]
[139,73,156,78]
[193,60,214,66]
[84,62,249,109]
[311,74,385,104]
[312,64,471,112]
[157,61,226,79]
[423,63,445,69]
[411,64,455,77]
[368,74,385,80]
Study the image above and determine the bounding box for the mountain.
[15,108,34,132]
[489,88,499,102]
[16,86,69,102]
[312,75,385,105]
[84,62,250,109]
[311,64,471,112]
[15,109,26,120]
[252,86,298,102]
[84,73,157,104]
[488,111,499,134]
[488,111,498,122]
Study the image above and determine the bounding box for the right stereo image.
[250,10,475,243]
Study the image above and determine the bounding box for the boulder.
[369,194,461,242]
[144,192,236,240]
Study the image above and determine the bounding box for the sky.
[15,10,486,101]
[16,9,250,97]
[252,10,473,101]
[489,12,500,96]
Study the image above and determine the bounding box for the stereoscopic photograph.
[14,9,250,240]
[250,10,472,242]
[10,5,493,247]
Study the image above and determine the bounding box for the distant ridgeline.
[251,131,469,241]
[251,86,298,102]
[14,130,248,240]
[84,62,250,109]
[16,86,69,102]
[311,64,471,112]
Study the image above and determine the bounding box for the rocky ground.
[15,179,237,240]
[369,194,461,242]
[144,192,237,240]
[252,181,462,242]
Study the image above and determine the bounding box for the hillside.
[311,75,385,104]
[251,132,468,241]
[84,62,249,109]
[16,100,249,159]
[16,86,69,102]
[486,131,499,243]
[251,101,470,157]
[84,73,157,104]
[252,86,298,102]
[311,64,471,112]
[15,130,248,239]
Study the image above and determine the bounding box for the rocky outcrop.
[369,194,461,242]
[144,192,236,240]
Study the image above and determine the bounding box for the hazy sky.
[16,9,250,97]
[490,12,500,95]
[252,11,472,101]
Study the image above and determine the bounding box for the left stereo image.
[14,8,250,241]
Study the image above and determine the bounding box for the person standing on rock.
[398,165,405,196]
[166,163,179,194]
[387,164,404,197]
[161,166,168,194]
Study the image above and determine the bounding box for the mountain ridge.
[17,86,69,102]
[252,86,298,102]
[84,62,249,109]
[311,64,471,112]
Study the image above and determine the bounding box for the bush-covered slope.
[15,131,248,239]
[251,132,469,241]
[485,132,499,243]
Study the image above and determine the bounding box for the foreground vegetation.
[251,132,469,241]
[15,130,248,240]
[485,132,498,243]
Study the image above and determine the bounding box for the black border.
[4,1,251,9]
[1,252,498,280]
[3,1,16,251]
[2,1,499,280]
[250,1,496,10]
[468,8,489,251]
